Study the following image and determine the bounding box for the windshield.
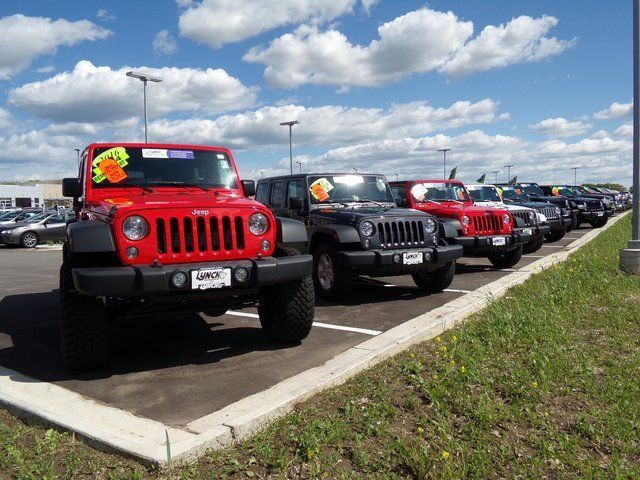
[308,175,394,204]
[410,182,470,202]
[579,186,598,194]
[467,186,501,202]
[90,146,238,189]
[519,183,544,195]
[497,186,527,200]
[0,211,19,221]
[550,186,576,196]
[24,212,51,223]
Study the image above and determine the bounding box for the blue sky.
[0,0,633,185]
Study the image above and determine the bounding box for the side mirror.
[394,195,407,207]
[241,180,256,197]
[62,178,82,198]
[289,197,304,210]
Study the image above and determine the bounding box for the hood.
[475,200,530,212]
[310,205,430,224]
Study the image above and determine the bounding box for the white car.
[466,184,550,253]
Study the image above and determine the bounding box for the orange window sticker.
[552,187,560,196]
[310,178,334,201]
[98,158,128,183]
[92,147,130,183]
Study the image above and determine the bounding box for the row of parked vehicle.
[56,143,629,371]
[0,208,74,247]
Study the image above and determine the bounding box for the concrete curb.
[0,211,629,467]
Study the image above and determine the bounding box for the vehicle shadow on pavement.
[315,277,436,307]
[0,290,295,382]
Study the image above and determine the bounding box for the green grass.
[1,216,639,479]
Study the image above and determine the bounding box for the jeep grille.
[155,215,245,255]
[586,199,602,209]
[510,211,535,227]
[471,213,503,235]
[539,206,560,220]
[376,219,426,249]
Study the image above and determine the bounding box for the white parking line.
[523,254,545,258]
[540,245,562,248]
[226,310,382,336]
[443,288,473,293]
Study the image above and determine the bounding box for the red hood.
[414,200,509,216]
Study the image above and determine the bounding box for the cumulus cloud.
[179,0,358,48]
[530,117,592,138]
[96,9,116,21]
[441,15,576,76]
[0,14,111,79]
[153,30,178,55]
[244,8,573,88]
[148,98,506,150]
[593,101,632,120]
[8,60,259,123]
[613,123,632,137]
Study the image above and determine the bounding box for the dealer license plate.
[596,211,604,216]
[191,267,231,290]
[492,236,506,246]
[522,228,532,236]
[403,252,423,265]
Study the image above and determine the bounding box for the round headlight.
[248,213,269,235]
[537,212,547,222]
[122,215,149,241]
[424,217,437,234]
[460,215,470,226]
[359,220,375,237]
[502,214,511,224]
[528,211,535,219]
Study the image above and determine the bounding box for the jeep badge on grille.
[192,209,210,216]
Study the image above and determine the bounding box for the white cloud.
[8,60,259,123]
[0,14,111,79]
[530,117,592,138]
[361,0,378,14]
[244,8,473,88]
[179,0,357,48]
[153,30,178,55]
[0,108,12,129]
[36,65,55,74]
[613,123,632,137]
[96,9,116,21]
[148,98,506,150]
[593,101,632,120]
[441,15,576,76]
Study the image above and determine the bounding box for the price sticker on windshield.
[92,147,130,183]
[310,178,333,201]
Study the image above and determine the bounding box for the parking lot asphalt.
[0,227,595,427]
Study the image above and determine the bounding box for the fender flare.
[67,220,116,253]
[275,217,308,244]
[438,218,462,240]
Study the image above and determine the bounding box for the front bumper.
[72,255,313,296]
[337,244,463,276]
[547,218,569,232]
[453,231,530,255]
[577,209,607,222]
[0,233,18,244]
[517,225,550,240]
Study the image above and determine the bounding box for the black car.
[495,184,569,242]
[256,173,463,298]
[539,185,609,227]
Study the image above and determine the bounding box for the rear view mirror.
[62,178,82,198]
[241,180,256,197]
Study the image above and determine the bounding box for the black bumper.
[72,255,313,296]
[337,245,463,276]
[547,218,569,232]
[453,231,530,254]
[578,209,607,222]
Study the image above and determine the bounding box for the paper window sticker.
[310,178,333,201]
[98,158,128,183]
[515,188,523,195]
[93,147,130,167]
[552,187,559,196]
[168,150,194,159]
[217,154,225,159]
[456,188,466,200]
[142,148,168,158]
[410,183,428,200]
[376,177,386,191]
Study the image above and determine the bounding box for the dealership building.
[0,183,69,210]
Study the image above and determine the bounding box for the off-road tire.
[59,252,108,371]
[313,243,353,299]
[258,247,314,343]
[411,261,455,292]
[20,231,39,248]
[523,234,544,254]
[544,227,567,243]
[567,215,578,232]
[488,244,523,269]
[590,216,608,228]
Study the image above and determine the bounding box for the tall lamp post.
[571,166,581,186]
[503,164,514,181]
[353,167,358,173]
[492,170,500,183]
[280,120,300,174]
[394,173,399,181]
[259,171,264,178]
[438,148,450,179]
[126,71,163,143]
[74,148,81,165]
[296,161,302,173]
[621,0,640,274]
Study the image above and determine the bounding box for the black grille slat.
[375,219,428,249]
[222,216,232,250]
[197,217,207,251]
[183,217,194,252]
[210,217,220,251]
[234,216,245,250]
[156,219,167,254]
[170,218,181,253]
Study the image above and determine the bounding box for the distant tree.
[584,183,627,191]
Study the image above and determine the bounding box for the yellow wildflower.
[452,335,457,342]
[442,451,450,460]
[460,366,466,373]
[531,381,538,388]
[410,353,415,359]
[436,336,442,343]
[440,345,447,352]
[433,374,439,380]
[450,359,456,365]
[417,426,424,434]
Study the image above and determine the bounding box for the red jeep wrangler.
[61,143,314,370]
[389,180,530,268]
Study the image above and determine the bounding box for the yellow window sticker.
[92,147,130,183]
[310,178,333,201]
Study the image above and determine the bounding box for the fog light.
[260,239,271,251]
[234,267,249,282]
[424,250,433,261]
[125,246,138,259]
[393,253,402,263]
[364,238,370,248]
[171,271,188,288]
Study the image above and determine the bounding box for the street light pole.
[571,167,581,186]
[492,170,500,184]
[126,70,163,143]
[74,148,81,166]
[280,120,300,174]
[503,164,514,181]
[296,161,302,173]
[621,0,640,273]
[394,173,399,181]
[438,148,450,179]
[259,171,264,178]
[353,167,358,173]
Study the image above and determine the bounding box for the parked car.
[465,184,548,253]
[256,173,464,298]
[494,184,569,242]
[59,143,315,371]
[0,208,44,227]
[571,185,616,217]
[0,210,73,247]
[539,185,609,227]
[389,179,530,268]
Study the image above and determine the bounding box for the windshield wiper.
[122,182,155,193]
[352,198,387,207]
[148,181,210,191]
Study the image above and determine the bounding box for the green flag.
[449,166,457,180]
[476,173,486,184]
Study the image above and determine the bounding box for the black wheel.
[20,231,39,248]
[59,251,108,371]
[411,261,455,293]
[544,226,566,242]
[313,243,353,299]
[523,234,544,254]
[567,214,578,232]
[590,216,608,228]
[488,244,523,268]
[258,248,314,343]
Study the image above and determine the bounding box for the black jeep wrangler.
[256,173,464,298]
[539,185,609,227]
